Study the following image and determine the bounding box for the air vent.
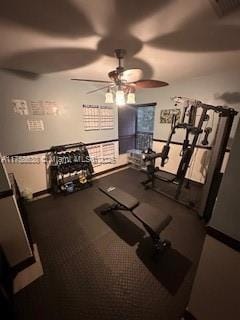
[210,0,240,16]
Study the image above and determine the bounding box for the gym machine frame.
[142,97,237,213]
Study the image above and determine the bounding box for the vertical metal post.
[175,108,208,199]
[199,112,235,221]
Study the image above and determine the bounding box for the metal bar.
[199,112,236,221]
[175,108,208,199]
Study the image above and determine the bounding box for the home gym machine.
[48,142,94,194]
[142,97,237,219]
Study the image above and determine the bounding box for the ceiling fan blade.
[121,68,143,83]
[86,84,113,95]
[134,80,169,88]
[71,78,111,84]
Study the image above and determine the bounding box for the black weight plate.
[61,164,70,174]
[70,151,75,163]
[74,150,82,163]
[69,165,76,173]
[74,163,82,172]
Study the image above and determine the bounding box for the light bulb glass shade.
[105,91,114,103]
[127,92,136,104]
[115,90,125,106]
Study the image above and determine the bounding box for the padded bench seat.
[99,185,139,210]
[155,170,176,182]
[133,203,172,233]
[99,185,172,254]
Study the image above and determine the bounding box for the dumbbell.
[201,127,212,145]
[58,164,69,175]
[74,150,82,163]
[64,152,71,164]
[70,151,76,163]
[74,163,82,172]
[68,164,76,174]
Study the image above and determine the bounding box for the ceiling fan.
[71,49,168,105]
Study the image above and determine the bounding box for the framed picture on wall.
[160,109,181,123]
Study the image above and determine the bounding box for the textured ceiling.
[0,0,239,83]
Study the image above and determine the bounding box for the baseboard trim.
[33,164,202,199]
[32,164,129,198]
[11,255,36,277]
[33,188,51,198]
[207,226,240,252]
[0,189,13,199]
[93,163,129,178]
[13,244,43,293]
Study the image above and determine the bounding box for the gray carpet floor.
[14,168,206,320]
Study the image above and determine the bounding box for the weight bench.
[99,185,172,254]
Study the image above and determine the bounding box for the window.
[118,104,156,154]
[136,106,155,150]
[118,106,137,154]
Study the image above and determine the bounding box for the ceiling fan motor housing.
[114,49,126,59]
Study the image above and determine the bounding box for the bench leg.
[134,217,171,254]
[141,178,151,186]
[100,203,127,215]
[154,239,171,254]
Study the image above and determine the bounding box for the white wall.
[137,70,240,142]
[0,69,118,155]
[0,161,33,266]
[137,71,240,182]
[209,119,240,241]
[152,141,211,183]
[188,235,240,320]
[4,142,128,194]
[1,70,239,191]
[0,69,129,193]
[0,195,33,266]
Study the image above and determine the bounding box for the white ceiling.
[0,0,239,83]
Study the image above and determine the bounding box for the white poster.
[12,99,29,115]
[100,106,114,130]
[30,100,45,115]
[27,119,45,132]
[44,101,59,115]
[83,105,100,131]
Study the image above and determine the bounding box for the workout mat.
[14,168,205,320]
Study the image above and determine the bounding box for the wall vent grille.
[210,0,240,16]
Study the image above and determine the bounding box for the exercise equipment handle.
[143,152,162,161]
[160,145,170,167]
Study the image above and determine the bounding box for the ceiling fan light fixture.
[73,50,168,104]
[127,92,136,104]
[105,89,114,103]
[115,88,125,106]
